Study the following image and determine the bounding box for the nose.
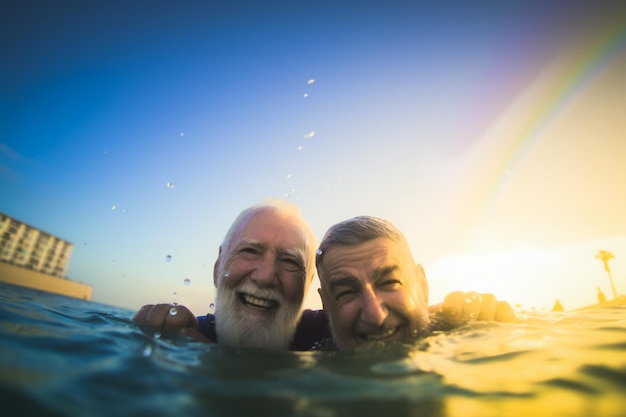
[359,287,387,326]
[250,255,279,288]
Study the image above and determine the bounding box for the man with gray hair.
[316,215,514,350]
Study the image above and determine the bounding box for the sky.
[2,0,625,314]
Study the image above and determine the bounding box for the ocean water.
[1,282,625,417]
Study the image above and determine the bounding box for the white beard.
[214,282,302,350]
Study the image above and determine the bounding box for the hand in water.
[133,303,213,343]
[429,291,516,331]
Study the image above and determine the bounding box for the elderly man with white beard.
[134,199,330,350]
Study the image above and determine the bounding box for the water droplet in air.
[165,255,172,262]
[224,271,230,277]
[209,303,215,310]
[169,307,178,316]
[307,79,315,85]
[316,249,323,255]
[172,291,177,297]
[303,93,309,98]
[297,146,303,151]
[111,205,117,211]
[180,132,185,138]
[154,332,161,339]
[304,131,316,139]
[166,182,174,189]
[123,208,128,213]
[286,173,292,180]
[184,278,191,286]
[465,296,473,303]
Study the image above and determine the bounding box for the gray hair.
[316,215,406,270]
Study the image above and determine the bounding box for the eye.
[280,257,304,272]
[380,279,402,290]
[239,247,261,258]
[335,289,356,301]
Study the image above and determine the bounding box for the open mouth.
[238,293,278,310]
[364,327,397,341]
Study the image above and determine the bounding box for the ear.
[213,246,223,287]
[318,287,327,315]
[415,263,429,306]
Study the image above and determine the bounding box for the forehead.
[232,209,308,249]
[320,237,412,278]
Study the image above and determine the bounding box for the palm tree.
[595,250,618,299]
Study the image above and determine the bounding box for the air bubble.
[142,344,153,357]
[184,278,191,285]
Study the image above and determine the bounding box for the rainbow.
[475,17,626,223]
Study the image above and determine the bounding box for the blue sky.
[2,0,625,313]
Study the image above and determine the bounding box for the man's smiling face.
[213,208,310,350]
[318,237,429,350]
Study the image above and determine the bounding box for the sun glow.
[427,245,565,310]
[427,236,626,312]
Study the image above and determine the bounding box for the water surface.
[0,282,624,417]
